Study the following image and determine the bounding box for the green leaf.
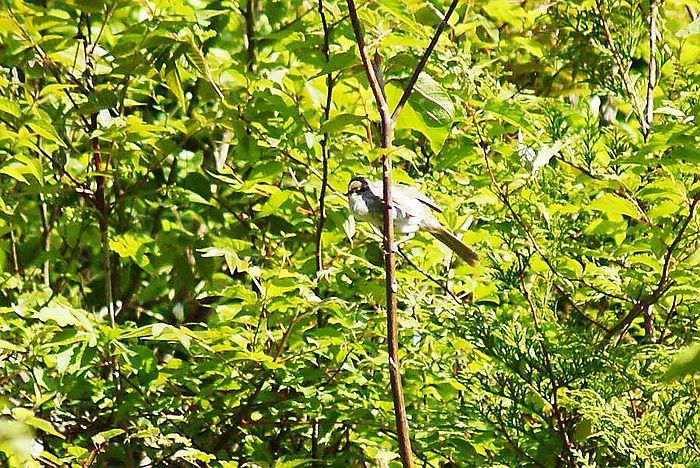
[662,342,700,381]
[110,233,153,272]
[172,447,216,463]
[52,346,75,375]
[0,339,24,352]
[258,190,293,217]
[165,62,187,109]
[35,304,80,327]
[0,97,21,117]
[588,193,640,220]
[27,121,66,147]
[13,409,65,439]
[92,429,125,446]
[410,72,455,127]
[0,162,28,183]
[319,113,365,133]
[484,100,534,136]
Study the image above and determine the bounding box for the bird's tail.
[429,227,479,266]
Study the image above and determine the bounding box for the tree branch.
[644,0,660,141]
[607,191,700,339]
[346,0,409,465]
[391,0,459,123]
[316,0,335,303]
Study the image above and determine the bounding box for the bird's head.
[346,176,369,196]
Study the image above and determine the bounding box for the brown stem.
[346,0,410,465]
[9,230,20,274]
[644,0,659,141]
[316,0,334,313]
[89,113,115,327]
[345,1,462,464]
[39,193,51,287]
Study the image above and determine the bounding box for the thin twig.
[475,113,631,309]
[313,3,334,462]
[607,191,700,338]
[391,0,460,123]
[245,0,257,71]
[397,248,465,307]
[89,2,116,57]
[644,0,659,141]
[496,411,547,467]
[346,0,392,133]
[345,2,461,465]
[316,0,334,295]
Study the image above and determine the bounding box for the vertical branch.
[345,1,459,465]
[315,0,334,297]
[245,0,257,72]
[9,230,20,274]
[345,1,409,466]
[37,138,51,288]
[88,89,115,328]
[39,194,51,288]
[518,269,574,465]
[644,0,659,141]
[313,1,334,463]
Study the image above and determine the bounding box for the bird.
[346,176,479,266]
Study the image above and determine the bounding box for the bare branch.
[391,0,460,123]
[316,0,335,298]
[644,0,660,140]
[346,1,409,465]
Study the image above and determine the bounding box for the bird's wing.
[367,181,443,213]
[366,180,385,199]
[394,185,442,213]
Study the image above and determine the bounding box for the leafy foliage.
[1,0,700,466]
